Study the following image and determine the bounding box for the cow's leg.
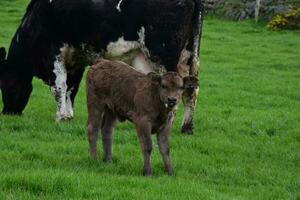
[177,48,199,135]
[65,68,85,119]
[50,54,68,121]
[181,84,199,134]
[1,70,33,115]
[101,108,117,163]
[180,7,204,135]
[181,51,200,135]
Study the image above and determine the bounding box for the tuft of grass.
[0,1,300,199]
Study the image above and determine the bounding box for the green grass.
[0,0,300,199]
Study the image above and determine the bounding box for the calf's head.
[149,72,198,109]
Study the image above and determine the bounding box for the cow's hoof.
[63,116,74,121]
[2,110,23,116]
[55,115,73,122]
[181,123,194,135]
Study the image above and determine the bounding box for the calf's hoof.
[165,167,173,176]
[143,169,153,177]
[103,157,113,163]
[89,152,98,160]
[167,171,173,176]
[181,123,194,135]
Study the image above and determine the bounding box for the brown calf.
[86,59,197,176]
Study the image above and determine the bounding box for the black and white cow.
[0,0,204,134]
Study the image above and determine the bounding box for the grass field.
[0,0,300,199]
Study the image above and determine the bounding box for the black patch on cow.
[1,0,203,115]
[0,47,6,61]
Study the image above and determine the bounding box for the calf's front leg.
[157,113,175,176]
[134,117,153,176]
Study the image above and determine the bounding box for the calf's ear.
[0,47,6,62]
[183,75,199,90]
[147,72,162,84]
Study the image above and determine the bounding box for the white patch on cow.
[132,52,153,74]
[182,48,192,62]
[138,27,145,45]
[182,87,198,127]
[105,27,165,74]
[106,37,139,57]
[49,0,53,3]
[192,15,202,69]
[116,0,124,12]
[66,87,74,119]
[53,55,67,121]
[52,44,76,121]
[16,34,19,43]
[182,106,191,126]
[193,34,200,65]
[177,48,192,77]
[137,26,150,57]
[106,26,148,58]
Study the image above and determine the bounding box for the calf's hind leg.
[101,108,117,162]
[87,107,103,160]
[87,85,104,159]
